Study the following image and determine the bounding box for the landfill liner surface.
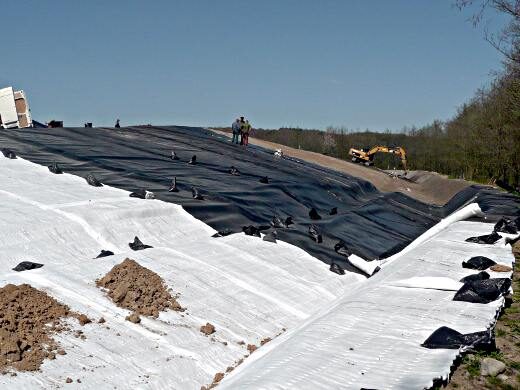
[0,126,518,272]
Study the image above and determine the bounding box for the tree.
[456,0,520,66]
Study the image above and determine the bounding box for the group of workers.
[231,117,252,146]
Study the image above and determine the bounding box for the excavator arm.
[348,145,407,171]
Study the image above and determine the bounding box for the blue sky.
[1,0,505,130]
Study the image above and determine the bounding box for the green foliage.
[250,66,520,189]
[464,355,481,377]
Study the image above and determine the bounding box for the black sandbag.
[212,229,233,237]
[309,224,322,243]
[259,176,269,184]
[453,278,511,304]
[86,173,103,187]
[129,236,153,251]
[188,155,197,164]
[462,256,496,270]
[329,262,345,275]
[263,231,277,243]
[168,177,179,192]
[229,166,240,176]
[494,217,518,234]
[1,148,16,159]
[12,261,44,272]
[271,215,291,229]
[460,271,490,283]
[309,208,321,220]
[95,250,114,258]
[130,189,147,199]
[329,207,338,215]
[334,241,353,257]
[48,161,63,174]
[465,231,502,244]
[192,187,204,200]
[242,225,269,237]
[515,216,520,229]
[421,326,493,350]
[505,235,520,246]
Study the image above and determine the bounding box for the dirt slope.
[210,129,470,205]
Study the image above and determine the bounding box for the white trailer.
[0,86,33,129]
[0,87,19,128]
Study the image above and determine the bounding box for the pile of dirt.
[96,258,182,318]
[0,284,75,372]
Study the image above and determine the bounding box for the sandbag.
[465,231,502,244]
[168,177,179,192]
[334,241,353,257]
[453,278,511,304]
[243,225,269,237]
[86,173,103,187]
[505,235,520,246]
[494,217,518,234]
[188,155,197,164]
[130,189,155,199]
[229,166,240,176]
[421,326,493,350]
[460,271,490,283]
[259,176,269,184]
[271,215,292,229]
[329,263,345,275]
[309,208,321,220]
[12,261,44,272]
[329,207,338,215]
[1,148,16,159]
[262,231,277,243]
[192,187,204,200]
[308,224,323,243]
[462,256,496,270]
[170,151,180,160]
[212,229,233,238]
[95,250,114,258]
[48,161,63,174]
[129,236,153,251]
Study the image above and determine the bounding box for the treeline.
[248,64,519,188]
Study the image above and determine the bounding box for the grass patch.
[496,328,507,337]
[506,320,520,335]
[464,355,481,377]
[486,376,516,390]
[510,360,520,370]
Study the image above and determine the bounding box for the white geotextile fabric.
[220,222,515,390]
[0,156,514,389]
[0,157,363,389]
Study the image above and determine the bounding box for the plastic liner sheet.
[0,126,518,270]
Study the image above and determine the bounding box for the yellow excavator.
[348,146,408,172]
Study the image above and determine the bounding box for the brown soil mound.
[96,258,182,317]
[0,284,74,372]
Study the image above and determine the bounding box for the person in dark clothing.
[239,116,245,145]
[115,119,120,128]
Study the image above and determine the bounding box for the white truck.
[0,86,32,129]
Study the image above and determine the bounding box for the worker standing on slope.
[231,118,241,144]
[115,119,120,128]
[242,119,252,147]
[239,116,246,145]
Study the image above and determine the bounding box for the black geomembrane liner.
[1,126,518,274]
